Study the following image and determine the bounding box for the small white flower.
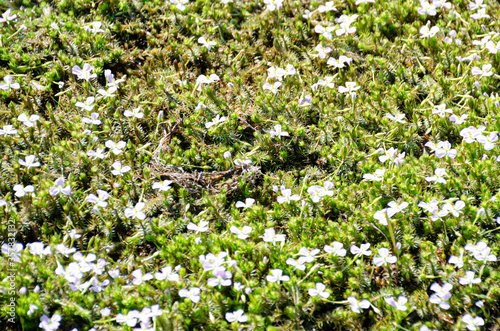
[384,296,408,311]
[459,271,481,286]
[269,124,289,138]
[225,309,248,323]
[373,247,397,266]
[17,113,40,127]
[235,198,255,209]
[205,114,226,129]
[347,296,371,313]
[308,282,330,298]
[266,269,289,283]
[324,242,347,257]
[124,106,144,119]
[187,221,209,233]
[229,225,252,239]
[198,37,217,50]
[13,184,35,197]
[462,314,485,331]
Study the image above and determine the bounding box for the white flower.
[308,282,330,298]
[363,168,385,181]
[373,208,396,226]
[105,140,126,155]
[124,106,144,119]
[229,225,252,239]
[420,24,439,38]
[19,155,40,168]
[465,241,497,262]
[314,44,332,59]
[27,242,51,256]
[471,64,493,77]
[267,66,287,80]
[335,15,358,35]
[17,113,40,127]
[263,81,282,94]
[327,56,352,69]
[236,198,255,209]
[269,124,289,138]
[425,168,447,184]
[132,269,154,285]
[13,184,35,197]
[1,243,23,262]
[462,314,485,331]
[277,188,300,204]
[125,202,146,220]
[111,161,131,176]
[49,178,71,196]
[262,228,286,245]
[373,248,397,266]
[170,0,189,11]
[27,304,39,316]
[87,148,106,160]
[442,200,465,217]
[179,287,201,302]
[0,75,20,90]
[476,132,498,150]
[444,30,461,44]
[459,271,481,286]
[435,141,457,159]
[0,125,18,135]
[350,243,372,256]
[347,296,371,313]
[324,242,346,257]
[266,269,289,283]
[82,113,101,125]
[187,221,209,233]
[116,310,141,327]
[318,1,337,12]
[486,40,500,54]
[85,190,110,211]
[430,282,452,298]
[449,113,468,124]
[225,309,248,323]
[386,113,406,124]
[418,1,437,15]
[205,114,226,129]
[384,296,408,311]
[264,0,283,11]
[471,7,490,19]
[432,104,453,118]
[39,314,62,331]
[84,21,105,33]
[448,249,464,268]
[286,257,306,271]
[155,266,180,281]
[196,74,220,90]
[298,247,320,263]
[152,180,173,191]
[316,76,336,89]
[314,24,335,41]
[198,37,217,50]
[207,266,232,287]
[72,63,97,81]
[0,9,17,23]
[338,82,360,96]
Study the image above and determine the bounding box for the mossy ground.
[1,0,500,330]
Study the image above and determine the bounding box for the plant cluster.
[1,0,500,330]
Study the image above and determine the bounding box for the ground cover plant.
[2,0,500,329]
